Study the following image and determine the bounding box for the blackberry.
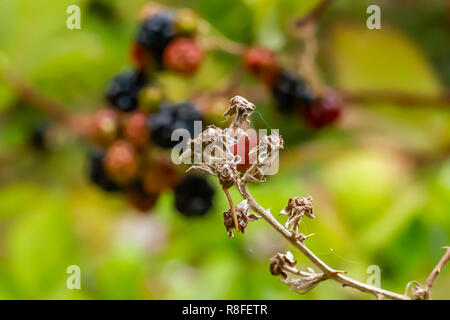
[302,90,343,129]
[30,122,49,150]
[104,140,139,185]
[88,148,120,192]
[148,102,202,148]
[271,71,314,113]
[123,111,150,148]
[106,69,147,112]
[137,14,175,62]
[174,175,214,217]
[244,47,278,85]
[89,108,119,147]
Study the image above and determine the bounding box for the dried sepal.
[269,251,297,279]
[224,95,255,128]
[243,132,284,183]
[282,267,325,294]
[223,199,260,237]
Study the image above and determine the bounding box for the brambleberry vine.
[180,94,449,300]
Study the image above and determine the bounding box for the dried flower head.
[243,132,284,183]
[280,196,314,235]
[281,196,314,219]
[223,199,260,237]
[224,95,255,128]
[269,251,297,279]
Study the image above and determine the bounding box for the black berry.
[30,122,49,150]
[272,71,314,113]
[88,147,120,192]
[106,69,147,112]
[174,175,214,217]
[137,13,175,62]
[148,102,202,148]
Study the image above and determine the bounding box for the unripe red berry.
[123,111,150,148]
[89,108,119,147]
[232,130,259,173]
[162,38,204,74]
[244,47,279,86]
[302,90,343,129]
[104,140,139,184]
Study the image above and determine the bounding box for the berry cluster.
[88,71,213,215]
[132,4,204,75]
[86,3,343,215]
[242,47,342,128]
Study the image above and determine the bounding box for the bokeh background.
[0,0,449,299]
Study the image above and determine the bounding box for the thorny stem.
[238,182,411,300]
[422,246,450,299]
[223,187,240,232]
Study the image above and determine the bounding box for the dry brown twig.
[180,95,449,300]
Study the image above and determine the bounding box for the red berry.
[130,42,151,72]
[123,111,150,148]
[104,140,139,184]
[232,130,259,173]
[302,90,343,129]
[162,38,204,74]
[89,108,119,147]
[244,47,279,86]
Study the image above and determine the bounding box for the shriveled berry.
[244,47,278,85]
[302,90,342,129]
[175,9,199,36]
[104,140,139,184]
[174,175,214,217]
[163,38,204,74]
[89,108,119,147]
[149,102,202,149]
[106,69,147,112]
[123,111,150,148]
[272,71,314,113]
[137,14,175,61]
[142,159,180,194]
[88,147,120,192]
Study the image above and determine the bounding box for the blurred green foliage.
[0,0,449,299]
